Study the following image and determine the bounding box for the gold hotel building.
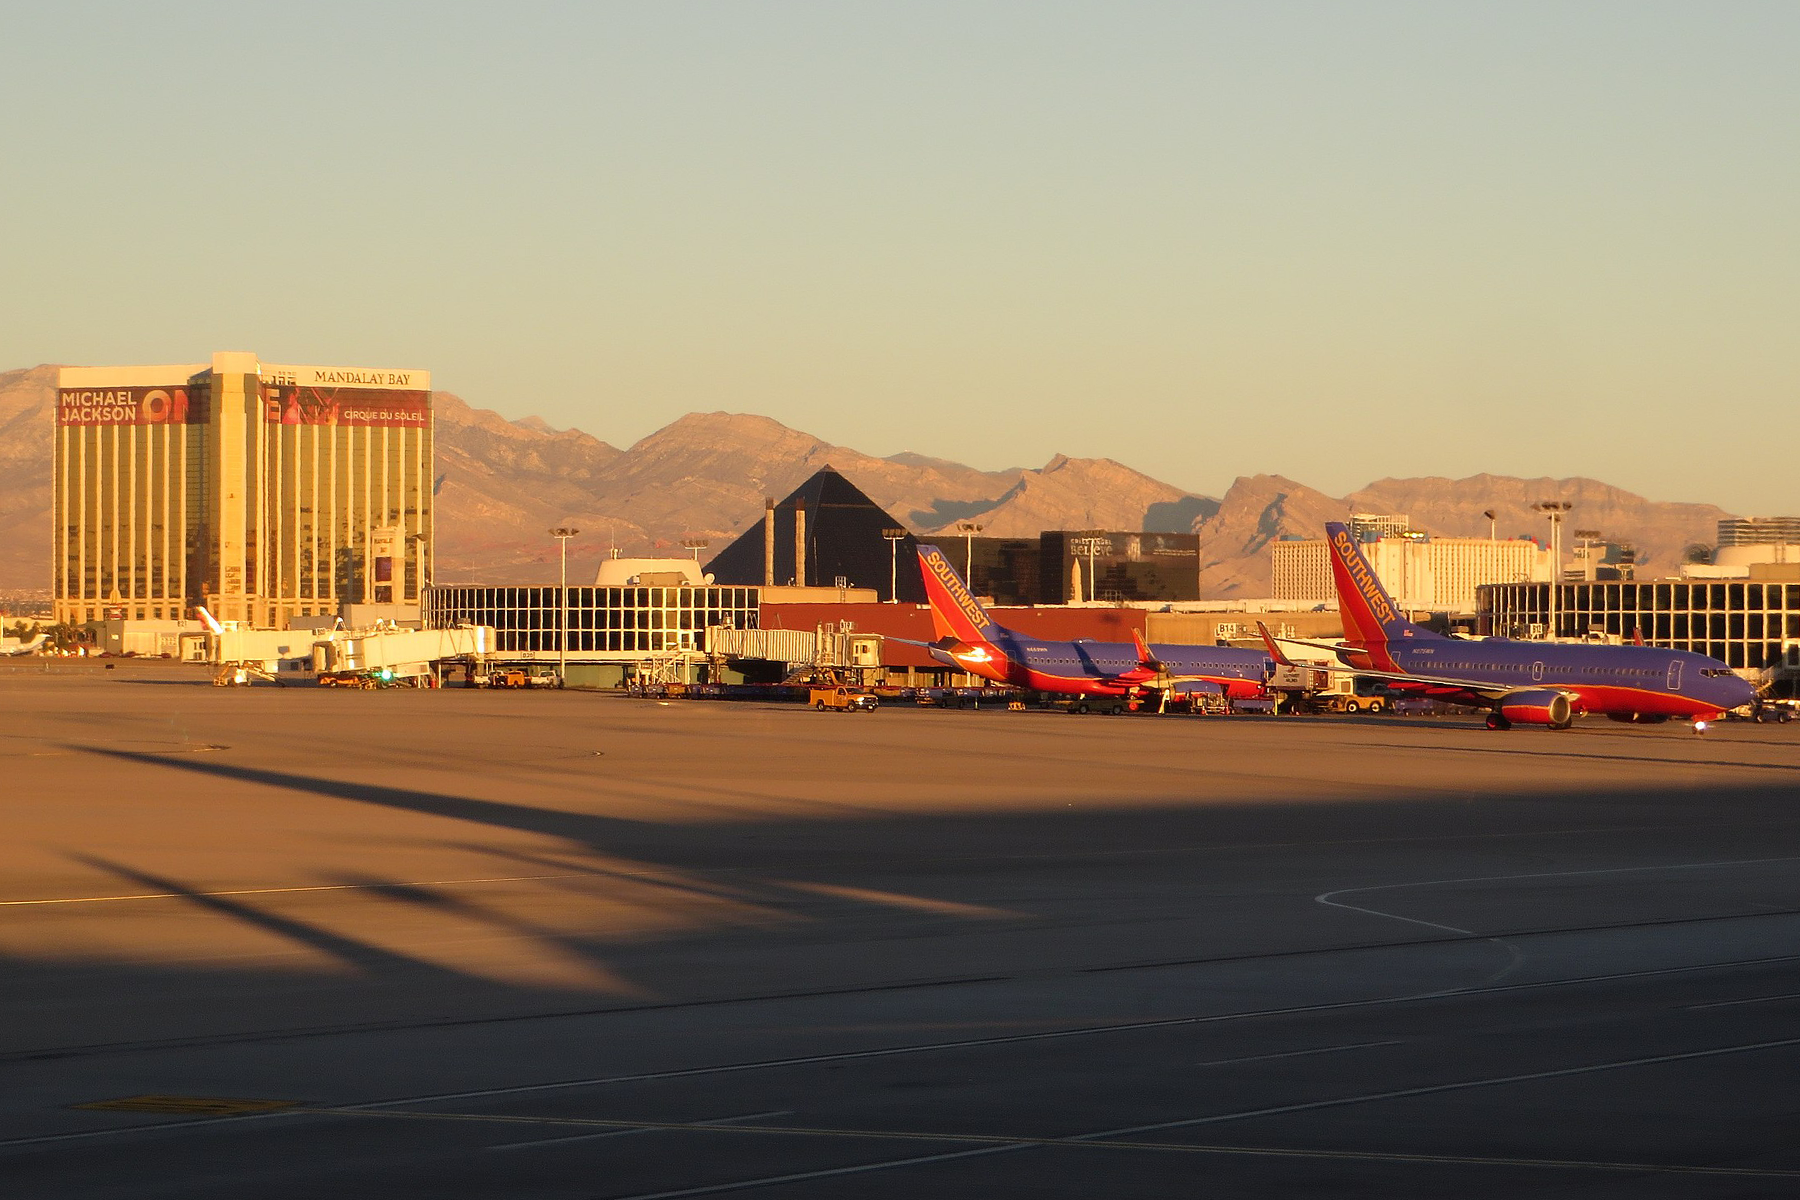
[55,351,433,627]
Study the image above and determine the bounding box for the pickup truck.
[809,686,879,712]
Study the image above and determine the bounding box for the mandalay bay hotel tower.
[54,352,433,628]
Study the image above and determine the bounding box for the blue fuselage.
[932,628,1271,698]
[1360,637,1755,718]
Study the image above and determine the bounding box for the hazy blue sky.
[4,2,1795,510]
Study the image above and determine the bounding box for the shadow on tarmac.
[0,740,1785,1062]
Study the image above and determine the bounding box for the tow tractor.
[1727,698,1796,724]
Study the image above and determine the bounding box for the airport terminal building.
[1478,577,1800,677]
[55,352,433,627]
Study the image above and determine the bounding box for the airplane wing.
[885,633,1001,669]
[1256,622,1297,668]
[1256,625,1370,670]
[1268,633,1366,661]
[1334,665,1512,697]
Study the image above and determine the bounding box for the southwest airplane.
[914,543,1271,706]
[1263,521,1756,731]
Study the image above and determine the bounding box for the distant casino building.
[1273,529,1548,614]
[914,532,1200,606]
[1037,531,1200,604]
[55,351,432,627]
[705,467,927,603]
[1718,517,1800,547]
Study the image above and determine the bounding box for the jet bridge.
[199,609,493,686]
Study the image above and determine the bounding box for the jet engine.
[1497,689,1575,729]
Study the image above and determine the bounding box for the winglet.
[195,606,224,635]
[1131,628,1163,671]
[1256,621,1295,668]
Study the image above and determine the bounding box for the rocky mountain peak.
[0,365,1745,592]
[925,454,1216,538]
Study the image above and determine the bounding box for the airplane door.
[1532,661,1544,682]
[1667,659,1683,691]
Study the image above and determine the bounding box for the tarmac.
[4,659,1800,1197]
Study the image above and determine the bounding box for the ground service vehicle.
[811,686,879,712]
[1267,665,1396,714]
[488,669,557,689]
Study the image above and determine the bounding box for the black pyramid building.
[705,467,925,602]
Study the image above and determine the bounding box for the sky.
[3,1,1796,510]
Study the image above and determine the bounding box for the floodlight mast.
[881,528,907,603]
[1534,502,1572,637]
[955,522,984,588]
[549,527,579,684]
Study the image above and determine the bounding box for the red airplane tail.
[915,544,997,645]
[1323,521,1443,647]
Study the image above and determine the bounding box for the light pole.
[680,537,709,564]
[1483,509,1497,542]
[407,533,430,597]
[549,526,578,684]
[1535,502,1571,638]
[881,528,907,603]
[1071,536,1108,604]
[955,522,984,587]
[408,534,431,680]
[1398,529,1427,614]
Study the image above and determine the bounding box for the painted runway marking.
[10,953,1800,1154]
[595,1033,1800,1197]
[602,1131,1800,1199]
[487,1109,790,1152]
[334,1040,1393,1113]
[1686,991,1800,1010]
[71,1095,297,1116]
[1315,854,1800,933]
[1312,901,1474,936]
[0,873,582,908]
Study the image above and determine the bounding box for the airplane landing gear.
[1485,711,1511,731]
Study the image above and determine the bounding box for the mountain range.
[0,363,1731,596]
